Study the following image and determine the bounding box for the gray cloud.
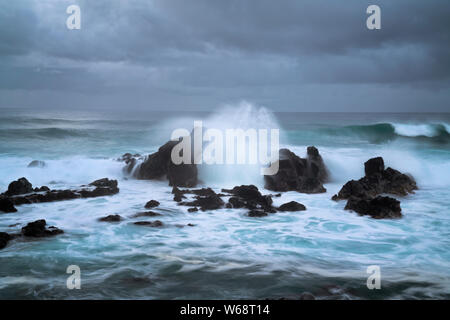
[0,0,449,111]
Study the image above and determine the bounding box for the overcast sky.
[1,0,449,112]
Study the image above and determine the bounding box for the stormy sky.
[0,0,449,112]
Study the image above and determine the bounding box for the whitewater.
[0,106,449,299]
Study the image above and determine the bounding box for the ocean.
[0,106,449,299]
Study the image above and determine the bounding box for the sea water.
[0,106,449,299]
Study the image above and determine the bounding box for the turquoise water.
[0,107,449,299]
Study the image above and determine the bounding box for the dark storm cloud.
[0,0,449,111]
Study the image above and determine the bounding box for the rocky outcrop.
[144,200,160,209]
[0,197,17,213]
[98,214,123,222]
[132,211,162,218]
[172,186,186,202]
[278,201,306,212]
[332,157,416,219]
[5,177,33,196]
[123,139,198,188]
[264,147,329,194]
[2,178,119,208]
[345,196,402,219]
[118,153,142,174]
[133,220,164,227]
[175,184,302,217]
[21,220,63,237]
[222,185,278,217]
[332,157,417,201]
[179,192,225,211]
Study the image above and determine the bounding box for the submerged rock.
[187,207,198,212]
[332,157,417,201]
[133,220,164,227]
[264,147,328,194]
[144,200,160,209]
[21,220,63,237]
[27,160,46,168]
[278,201,306,212]
[132,211,162,218]
[98,214,123,222]
[5,177,33,196]
[0,197,17,213]
[345,196,402,219]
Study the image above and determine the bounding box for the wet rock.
[88,178,118,189]
[0,197,17,213]
[0,232,12,249]
[180,193,225,211]
[167,161,198,188]
[222,185,275,214]
[187,207,198,212]
[172,186,186,202]
[144,200,160,209]
[364,157,384,176]
[98,214,123,222]
[187,223,195,227]
[345,196,402,219]
[21,220,63,237]
[181,187,217,197]
[278,201,306,212]
[34,186,50,192]
[7,178,119,207]
[132,211,162,218]
[133,220,164,227]
[307,146,329,183]
[5,177,33,196]
[228,196,246,209]
[27,160,46,168]
[332,157,417,201]
[118,153,142,174]
[248,209,268,217]
[129,139,198,187]
[264,147,328,194]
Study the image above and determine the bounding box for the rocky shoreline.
[0,142,419,250]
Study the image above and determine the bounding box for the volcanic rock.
[264,147,328,194]
[132,211,162,218]
[144,200,160,209]
[133,220,164,227]
[98,214,123,222]
[127,139,198,187]
[21,220,63,237]
[0,197,17,213]
[332,157,417,201]
[5,177,33,196]
[278,201,306,212]
[344,196,402,219]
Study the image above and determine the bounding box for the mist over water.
[0,106,449,299]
